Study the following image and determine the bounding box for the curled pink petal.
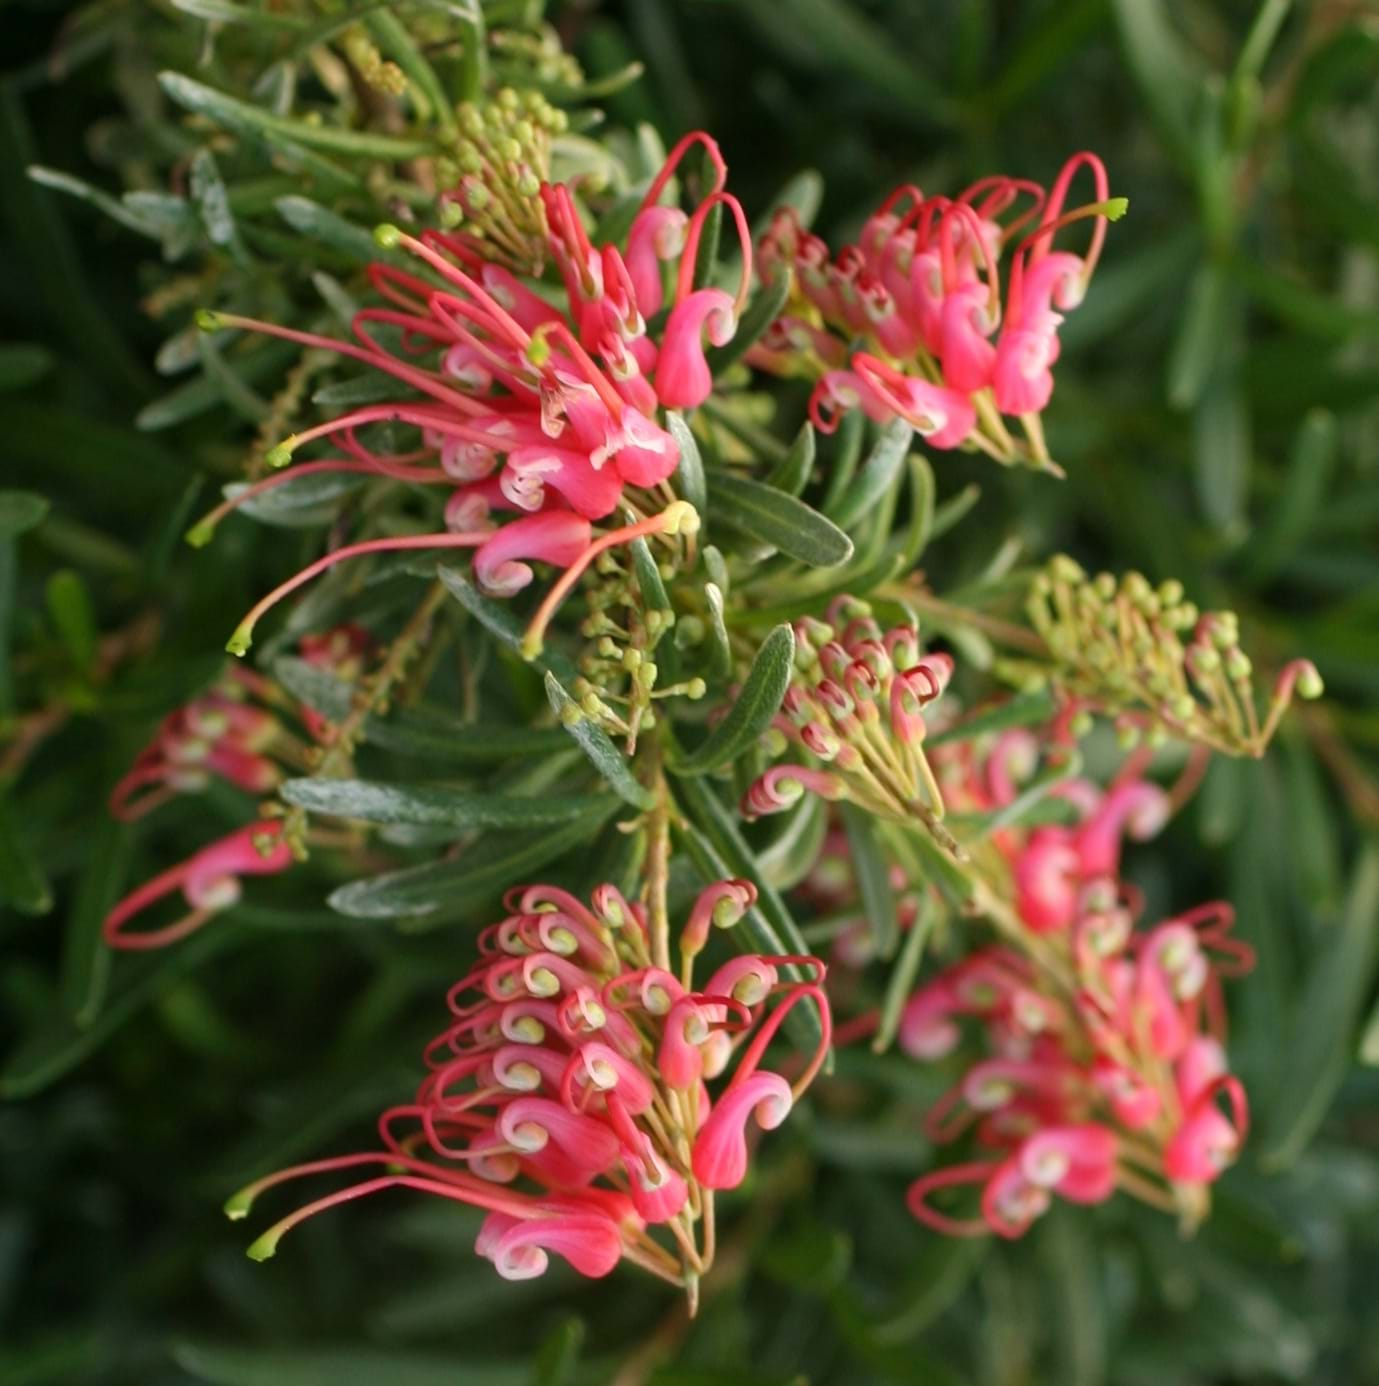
[691,1071,793,1190]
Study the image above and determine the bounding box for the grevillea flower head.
[1026,555,1323,756]
[902,807,1254,1238]
[743,595,958,851]
[102,627,375,947]
[187,133,739,659]
[227,878,830,1297]
[108,664,286,822]
[752,155,1126,469]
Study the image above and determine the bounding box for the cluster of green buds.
[567,528,707,755]
[489,24,586,91]
[743,597,961,851]
[436,88,568,273]
[339,24,409,97]
[1025,556,1323,757]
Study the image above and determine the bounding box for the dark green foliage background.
[3,1,1379,1382]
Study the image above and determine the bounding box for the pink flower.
[228,879,830,1291]
[752,153,1120,467]
[190,134,750,653]
[692,1072,793,1189]
[103,820,293,950]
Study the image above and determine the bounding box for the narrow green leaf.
[44,569,97,672]
[281,778,607,830]
[189,148,245,259]
[1260,843,1379,1169]
[1168,262,1228,410]
[702,581,733,681]
[840,803,899,960]
[874,893,937,1053]
[544,673,656,810]
[765,422,816,497]
[0,793,52,916]
[705,270,791,377]
[225,472,363,529]
[1240,409,1337,584]
[158,73,432,160]
[328,805,618,921]
[436,565,577,681]
[928,483,981,543]
[0,490,50,539]
[673,624,794,775]
[1109,0,1202,164]
[136,341,299,431]
[2,927,235,1098]
[1193,370,1251,539]
[629,534,670,613]
[272,657,569,764]
[277,196,384,263]
[312,373,408,407]
[59,817,127,1025]
[531,1316,585,1386]
[756,791,828,893]
[828,418,913,531]
[197,333,270,423]
[26,165,164,240]
[666,411,706,514]
[709,471,853,567]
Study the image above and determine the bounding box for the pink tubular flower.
[885,730,1253,1238]
[752,153,1123,468]
[472,511,593,597]
[103,821,293,950]
[189,134,747,655]
[109,665,287,822]
[228,879,830,1293]
[742,596,954,832]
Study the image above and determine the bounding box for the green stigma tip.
[265,443,293,469]
[245,1234,277,1262]
[226,627,252,658]
[223,1193,252,1221]
[1104,197,1130,221]
[185,521,215,549]
[195,308,224,332]
[373,222,402,249]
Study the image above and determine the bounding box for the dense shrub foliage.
[3,2,1378,1383]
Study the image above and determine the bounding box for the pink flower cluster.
[901,751,1254,1238]
[741,597,953,826]
[197,133,749,626]
[229,879,831,1285]
[102,626,369,948]
[753,154,1115,463]
[109,664,284,822]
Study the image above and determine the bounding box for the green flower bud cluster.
[1027,556,1321,757]
[340,25,409,97]
[435,88,567,273]
[567,535,702,754]
[489,25,585,92]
